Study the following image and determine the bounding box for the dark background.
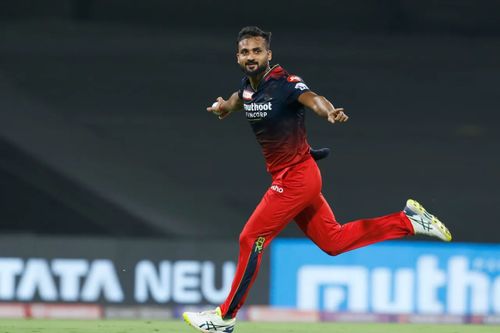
[0,0,499,242]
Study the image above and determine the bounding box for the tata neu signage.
[0,236,269,305]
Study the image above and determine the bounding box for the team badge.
[295,82,309,91]
[287,75,302,83]
[242,90,254,101]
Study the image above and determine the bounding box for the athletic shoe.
[183,307,235,333]
[404,199,452,242]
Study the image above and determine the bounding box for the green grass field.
[0,320,497,333]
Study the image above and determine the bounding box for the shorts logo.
[295,83,309,91]
[270,184,284,193]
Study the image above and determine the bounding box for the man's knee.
[239,231,266,253]
[239,231,254,249]
[317,243,342,256]
[325,248,342,256]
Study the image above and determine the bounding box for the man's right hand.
[207,97,232,119]
[207,92,243,120]
[207,97,225,114]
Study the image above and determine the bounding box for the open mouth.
[246,63,258,71]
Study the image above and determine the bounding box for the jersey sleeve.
[284,75,310,104]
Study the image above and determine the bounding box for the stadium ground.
[0,320,497,333]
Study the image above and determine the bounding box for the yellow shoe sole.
[407,199,452,242]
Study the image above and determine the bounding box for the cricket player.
[183,26,452,333]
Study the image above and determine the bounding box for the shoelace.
[410,214,432,231]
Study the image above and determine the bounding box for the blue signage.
[270,239,500,315]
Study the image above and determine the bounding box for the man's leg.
[220,158,322,319]
[183,158,322,331]
[295,193,414,256]
[220,187,316,318]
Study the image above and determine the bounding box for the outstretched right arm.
[206,92,243,120]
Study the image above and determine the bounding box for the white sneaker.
[404,199,452,242]
[183,307,236,333]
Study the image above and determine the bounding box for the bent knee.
[321,247,343,257]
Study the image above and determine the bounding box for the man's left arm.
[298,91,349,124]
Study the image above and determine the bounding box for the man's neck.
[248,65,272,90]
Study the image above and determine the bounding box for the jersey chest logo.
[244,101,272,121]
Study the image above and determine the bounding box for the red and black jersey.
[238,65,311,173]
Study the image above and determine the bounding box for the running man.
[183,26,452,333]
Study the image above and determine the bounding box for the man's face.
[237,36,272,77]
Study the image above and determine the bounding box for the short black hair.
[237,26,272,50]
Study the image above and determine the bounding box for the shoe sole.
[183,312,210,333]
[407,199,452,242]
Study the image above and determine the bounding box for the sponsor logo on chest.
[244,101,272,119]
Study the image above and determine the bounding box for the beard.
[240,61,268,77]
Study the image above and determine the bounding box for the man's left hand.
[327,108,349,124]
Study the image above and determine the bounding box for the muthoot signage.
[271,240,500,316]
[0,258,235,304]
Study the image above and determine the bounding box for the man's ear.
[268,50,272,62]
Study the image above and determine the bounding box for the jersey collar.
[248,64,285,91]
[263,64,281,80]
